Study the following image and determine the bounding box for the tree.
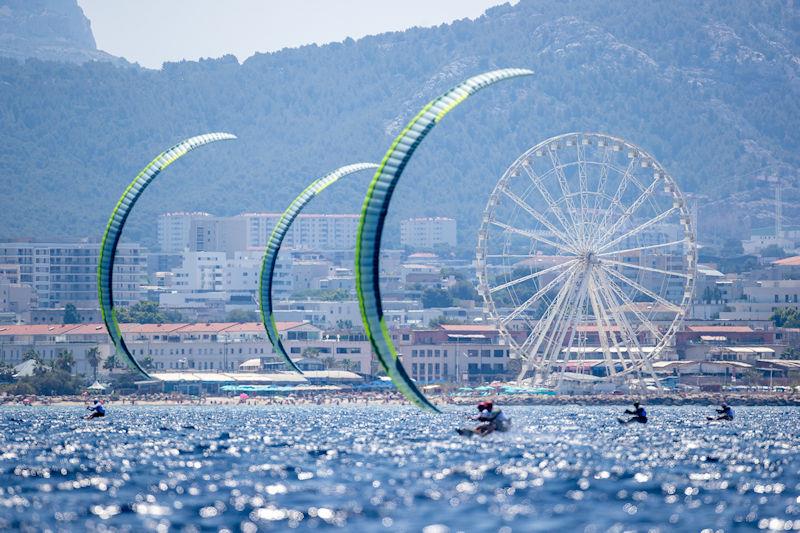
[339,358,358,372]
[116,301,184,324]
[21,349,42,364]
[103,354,119,373]
[225,309,260,322]
[772,307,800,328]
[86,347,100,381]
[54,350,75,374]
[448,279,479,302]
[720,238,744,257]
[321,356,337,369]
[63,303,81,324]
[141,355,154,370]
[421,287,453,308]
[760,244,786,258]
[335,319,354,330]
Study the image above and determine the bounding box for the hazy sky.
[78,0,514,69]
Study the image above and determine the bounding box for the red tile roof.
[772,256,800,266]
[687,325,754,333]
[0,321,313,338]
[439,324,499,332]
[175,322,238,333]
[119,323,189,334]
[0,324,81,335]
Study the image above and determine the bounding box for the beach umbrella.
[239,393,249,400]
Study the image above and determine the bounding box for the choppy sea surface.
[0,405,798,532]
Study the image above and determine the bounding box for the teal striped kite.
[355,68,533,412]
[98,132,237,377]
[259,163,379,372]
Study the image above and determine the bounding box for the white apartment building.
[0,241,146,309]
[720,279,800,321]
[238,213,360,251]
[0,321,374,375]
[400,217,457,249]
[157,212,211,253]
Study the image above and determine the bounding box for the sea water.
[0,405,798,532]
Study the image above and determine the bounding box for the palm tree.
[103,354,118,374]
[54,350,75,373]
[86,347,100,381]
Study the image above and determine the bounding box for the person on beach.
[620,401,647,424]
[86,399,106,419]
[712,403,734,421]
[472,401,511,435]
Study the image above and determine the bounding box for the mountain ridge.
[0,0,798,248]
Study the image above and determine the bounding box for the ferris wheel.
[476,133,697,385]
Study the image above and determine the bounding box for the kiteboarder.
[458,401,511,436]
[86,399,106,419]
[710,403,734,421]
[619,401,647,425]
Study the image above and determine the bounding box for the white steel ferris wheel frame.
[476,133,697,384]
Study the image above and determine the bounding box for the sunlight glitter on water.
[0,405,798,532]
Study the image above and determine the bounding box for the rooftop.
[686,325,754,333]
[773,256,800,267]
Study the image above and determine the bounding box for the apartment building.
[400,217,457,249]
[0,241,145,308]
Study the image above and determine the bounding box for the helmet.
[93,399,99,404]
[633,401,640,407]
[477,401,493,411]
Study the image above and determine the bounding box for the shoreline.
[2,391,799,407]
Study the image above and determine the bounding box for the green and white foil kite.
[356,68,533,412]
[259,163,379,373]
[98,132,237,377]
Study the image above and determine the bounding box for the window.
[468,350,478,357]
[494,350,504,358]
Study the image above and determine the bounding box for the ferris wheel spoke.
[501,188,579,249]
[491,258,575,296]
[601,258,690,279]
[591,155,638,243]
[490,220,578,255]
[590,271,637,375]
[502,263,578,326]
[594,271,661,385]
[602,265,683,314]
[599,269,665,346]
[586,145,612,231]
[595,175,662,247]
[596,207,678,254]
[518,268,579,356]
[521,162,581,243]
[547,148,585,247]
[554,276,590,387]
[535,272,583,374]
[594,277,645,377]
[597,239,686,257]
[549,271,590,378]
[586,272,620,376]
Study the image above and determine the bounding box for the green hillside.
[1,0,798,248]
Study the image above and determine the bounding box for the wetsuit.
[716,406,734,421]
[87,403,106,419]
[477,408,512,434]
[623,406,647,424]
